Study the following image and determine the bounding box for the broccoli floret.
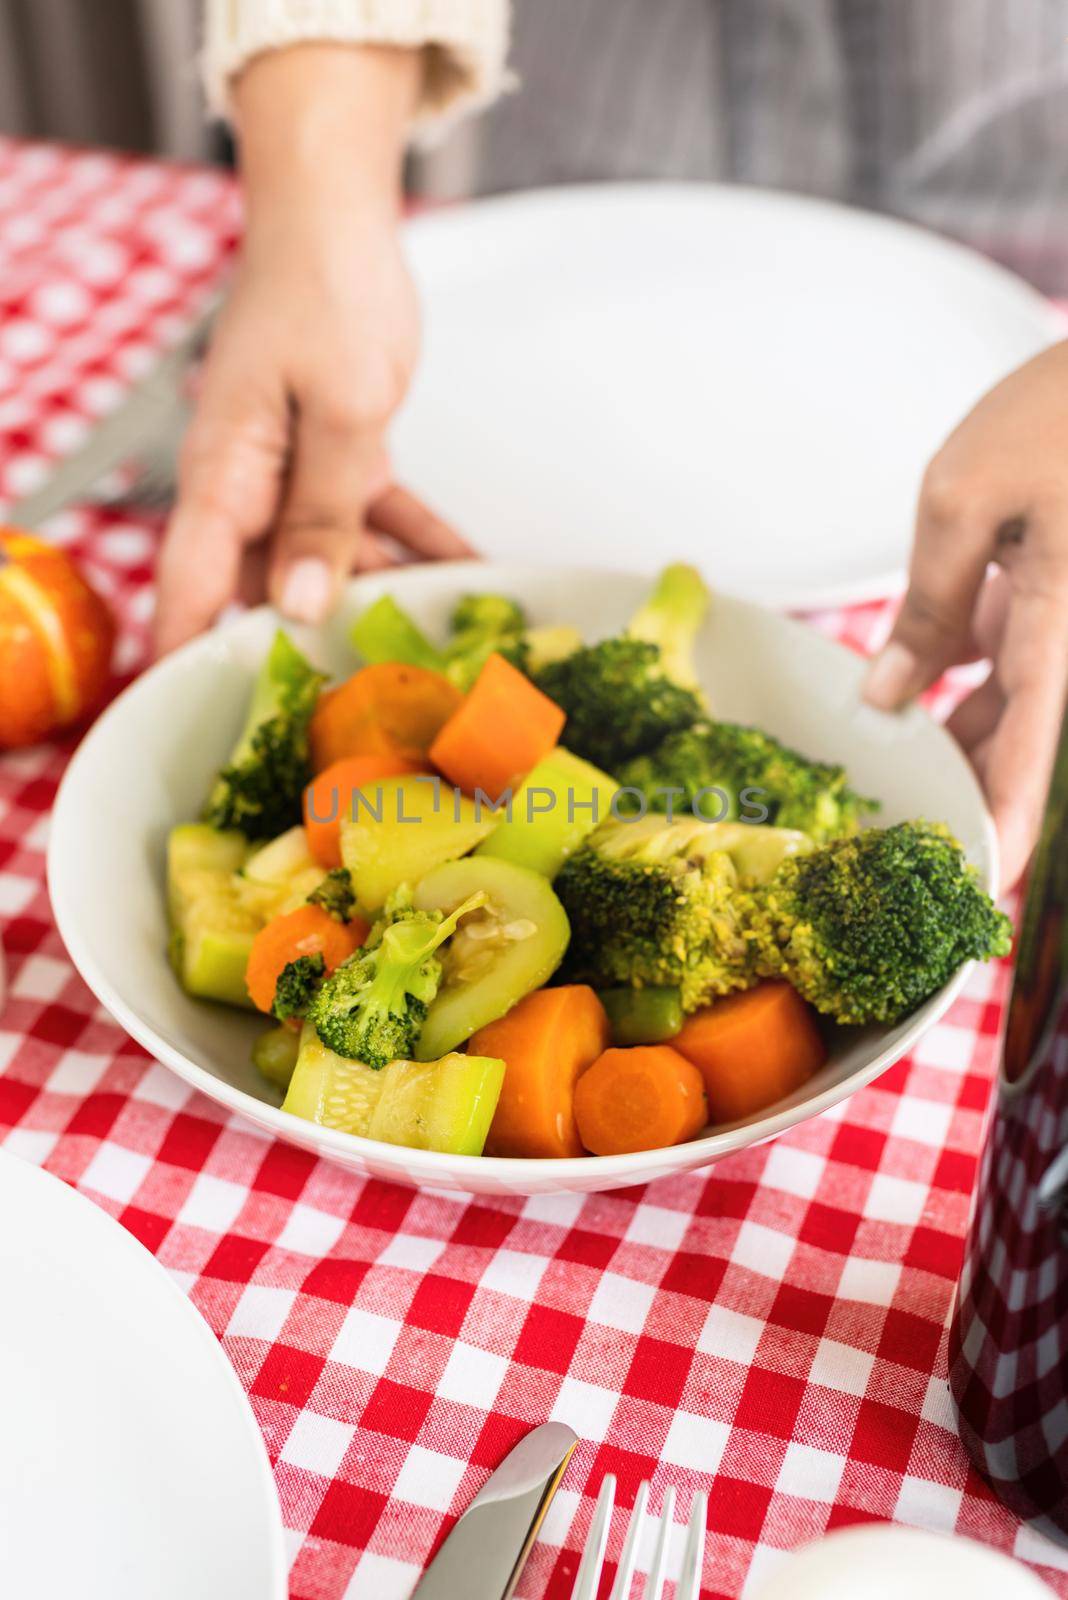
[307,868,357,922]
[443,594,529,689]
[530,566,711,769]
[272,954,325,1021]
[534,639,704,769]
[555,817,757,1010]
[203,631,325,841]
[557,816,1009,1027]
[744,821,1012,1024]
[625,563,710,691]
[451,593,525,638]
[616,721,876,842]
[308,887,486,1065]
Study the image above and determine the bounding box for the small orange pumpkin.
[0,528,115,748]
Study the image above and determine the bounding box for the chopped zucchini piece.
[171,892,259,1008]
[244,825,317,884]
[367,1054,504,1155]
[282,1022,504,1154]
[167,824,258,1007]
[238,825,326,919]
[478,747,618,878]
[339,775,496,914]
[284,1024,385,1131]
[411,857,570,1059]
[167,823,248,921]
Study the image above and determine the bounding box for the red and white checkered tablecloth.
[0,136,1066,1600]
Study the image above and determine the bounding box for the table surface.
[0,136,1065,1600]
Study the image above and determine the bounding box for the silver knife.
[410,1421,577,1600]
[4,297,220,529]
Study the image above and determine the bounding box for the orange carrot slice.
[672,981,827,1123]
[245,904,368,1014]
[470,985,611,1159]
[309,663,462,773]
[429,652,566,802]
[303,752,426,867]
[573,1045,708,1156]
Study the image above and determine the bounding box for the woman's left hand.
[863,339,1068,890]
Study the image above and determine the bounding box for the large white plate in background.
[396,184,1063,609]
[0,1150,285,1600]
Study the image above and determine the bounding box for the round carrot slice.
[574,1045,708,1155]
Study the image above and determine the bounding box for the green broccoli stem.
[372,890,487,1015]
[625,562,710,691]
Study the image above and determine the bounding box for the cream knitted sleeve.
[202,0,511,135]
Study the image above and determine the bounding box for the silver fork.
[570,1476,707,1600]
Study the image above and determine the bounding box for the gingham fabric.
[0,137,1066,1600]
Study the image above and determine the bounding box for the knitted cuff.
[202,0,511,136]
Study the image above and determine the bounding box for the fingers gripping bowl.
[49,565,1005,1196]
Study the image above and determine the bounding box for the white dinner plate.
[395,184,1063,609]
[49,563,998,1197]
[0,1150,285,1599]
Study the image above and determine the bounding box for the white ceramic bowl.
[49,564,997,1196]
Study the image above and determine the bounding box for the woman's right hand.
[154,44,473,657]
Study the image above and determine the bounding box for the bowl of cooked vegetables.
[49,562,1010,1195]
